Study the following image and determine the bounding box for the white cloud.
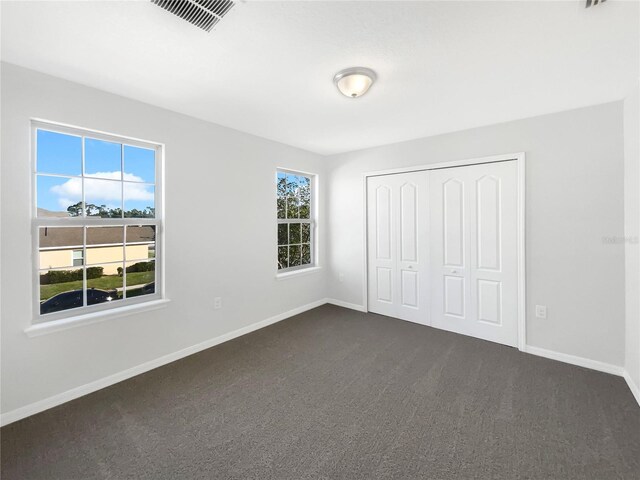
[51,171,153,209]
[57,197,74,209]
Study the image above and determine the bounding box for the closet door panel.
[429,170,469,334]
[367,172,428,325]
[430,161,518,347]
[368,181,396,318]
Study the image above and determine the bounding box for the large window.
[277,170,315,272]
[33,121,162,321]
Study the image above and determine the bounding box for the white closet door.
[367,172,429,324]
[429,161,518,346]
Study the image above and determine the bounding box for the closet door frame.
[362,152,526,352]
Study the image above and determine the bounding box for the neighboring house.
[38,213,154,275]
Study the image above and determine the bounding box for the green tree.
[65,202,153,218]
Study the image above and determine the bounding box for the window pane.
[302,244,311,265]
[126,225,156,261]
[39,227,83,269]
[124,145,155,183]
[124,183,155,218]
[85,178,123,217]
[278,224,288,246]
[277,172,287,219]
[37,175,81,217]
[286,175,299,219]
[278,246,288,270]
[277,198,286,219]
[289,223,301,244]
[86,264,122,305]
[86,226,124,265]
[299,176,311,219]
[301,223,311,244]
[123,260,155,298]
[286,196,298,219]
[85,138,121,180]
[39,267,84,315]
[289,245,301,267]
[36,129,81,176]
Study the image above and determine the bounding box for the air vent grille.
[586,0,606,7]
[152,0,235,32]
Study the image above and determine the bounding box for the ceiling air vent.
[586,0,606,7]
[151,0,235,33]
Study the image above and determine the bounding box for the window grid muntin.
[36,172,154,185]
[276,169,315,272]
[32,121,162,322]
[37,223,159,315]
[35,126,156,220]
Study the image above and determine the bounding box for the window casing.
[32,121,163,322]
[276,169,315,272]
[72,249,84,267]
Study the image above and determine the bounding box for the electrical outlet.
[535,305,547,319]
[213,297,222,310]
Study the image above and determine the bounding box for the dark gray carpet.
[2,305,639,479]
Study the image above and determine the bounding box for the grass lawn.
[40,271,154,301]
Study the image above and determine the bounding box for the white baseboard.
[523,345,625,376]
[325,298,367,312]
[0,298,327,427]
[623,371,640,407]
[523,346,640,407]
[4,301,637,426]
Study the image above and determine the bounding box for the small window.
[33,121,162,321]
[72,249,84,267]
[276,170,315,272]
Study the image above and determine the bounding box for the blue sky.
[37,130,155,214]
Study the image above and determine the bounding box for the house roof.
[37,208,69,218]
[39,225,155,249]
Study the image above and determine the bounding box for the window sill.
[276,266,322,280]
[25,299,171,338]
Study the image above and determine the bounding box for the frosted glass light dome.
[333,67,376,98]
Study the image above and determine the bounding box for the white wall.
[325,103,626,367]
[625,84,640,396]
[0,63,328,416]
[1,62,634,419]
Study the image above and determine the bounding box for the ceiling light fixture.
[333,67,377,98]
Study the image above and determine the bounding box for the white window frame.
[31,120,165,324]
[72,249,84,267]
[276,168,317,274]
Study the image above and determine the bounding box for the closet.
[367,160,520,347]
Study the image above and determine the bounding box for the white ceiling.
[1,1,638,155]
